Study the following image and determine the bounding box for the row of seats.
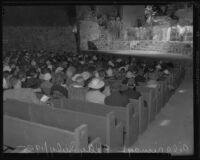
[3,65,185,153]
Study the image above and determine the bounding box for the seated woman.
[40,72,53,95]
[86,78,107,104]
[3,76,43,105]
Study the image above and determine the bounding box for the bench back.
[4,115,88,152]
[4,99,122,150]
[60,98,139,147]
[136,86,157,122]
[130,96,148,134]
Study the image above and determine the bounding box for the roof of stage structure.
[81,50,193,61]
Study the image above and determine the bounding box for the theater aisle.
[129,70,193,155]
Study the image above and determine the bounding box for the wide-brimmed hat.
[88,78,105,89]
[43,73,52,81]
[116,58,122,63]
[163,69,170,75]
[126,71,135,78]
[72,74,82,82]
[55,67,64,73]
[3,65,11,72]
[81,71,90,80]
[156,64,162,70]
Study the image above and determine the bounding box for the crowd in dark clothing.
[3,49,175,107]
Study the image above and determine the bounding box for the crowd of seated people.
[3,49,175,107]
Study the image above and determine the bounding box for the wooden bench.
[129,96,148,134]
[4,99,122,152]
[54,98,139,147]
[4,115,93,153]
[136,86,157,123]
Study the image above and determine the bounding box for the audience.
[3,49,178,107]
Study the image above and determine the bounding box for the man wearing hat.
[85,78,107,104]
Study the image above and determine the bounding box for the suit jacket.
[121,88,141,100]
[104,91,129,107]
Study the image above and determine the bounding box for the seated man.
[3,77,43,105]
[86,78,106,104]
[40,72,53,95]
[104,82,129,107]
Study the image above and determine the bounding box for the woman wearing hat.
[85,78,107,104]
[71,74,85,88]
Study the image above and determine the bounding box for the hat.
[119,66,126,72]
[3,65,11,72]
[72,74,82,82]
[108,61,115,67]
[81,71,90,80]
[80,61,85,64]
[126,71,135,78]
[43,73,52,81]
[88,78,105,89]
[116,58,122,63]
[163,69,170,75]
[106,68,113,77]
[55,67,64,73]
[156,64,162,70]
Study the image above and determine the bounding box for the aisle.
[128,71,193,155]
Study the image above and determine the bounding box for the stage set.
[3,3,194,155]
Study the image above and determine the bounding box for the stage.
[81,50,193,62]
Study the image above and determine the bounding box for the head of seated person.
[104,82,129,107]
[71,74,85,88]
[23,69,40,89]
[50,84,68,99]
[9,76,22,89]
[66,66,77,79]
[3,71,12,89]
